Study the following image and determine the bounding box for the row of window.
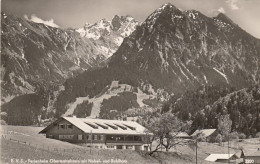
[58,124,72,129]
[59,135,74,139]
[106,135,142,141]
[88,134,104,141]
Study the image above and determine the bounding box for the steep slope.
[76,15,139,57]
[1,13,139,125]
[1,12,107,104]
[53,3,260,121]
[2,3,260,125]
[167,84,260,136]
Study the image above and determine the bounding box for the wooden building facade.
[39,117,150,150]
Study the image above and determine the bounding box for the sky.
[2,0,260,38]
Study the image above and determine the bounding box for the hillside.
[1,3,260,125]
[53,3,260,122]
[164,84,260,136]
[1,13,139,125]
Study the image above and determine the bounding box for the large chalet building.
[39,117,151,151]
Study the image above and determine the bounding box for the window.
[125,136,134,141]
[67,124,72,129]
[95,123,108,129]
[59,135,73,139]
[116,136,124,141]
[94,135,98,140]
[88,134,92,140]
[85,122,98,129]
[59,124,65,129]
[134,136,142,141]
[114,124,127,130]
[78,135,82,140]
[123,124,136,130]
[107,135,115,140]
[104,123,118,130]
[126,145,133,149]
[100,135,104,140]
[106,145,114,149]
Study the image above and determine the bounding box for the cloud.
[226,0,239,10]
[218,7,226,13]
[24,14,59,28]
[208,7,226,15]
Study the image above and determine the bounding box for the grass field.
[1,125,259,164]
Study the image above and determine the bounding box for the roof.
[204,154,236,162]
[40,117,150,135]
[171,132,190,138]
[191,129,216,137]
[242,150,260,156]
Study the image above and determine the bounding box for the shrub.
[215,134,222,145]
[238,133,246,139]
[229,132,239,140]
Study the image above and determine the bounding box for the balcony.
[106,140,143,144]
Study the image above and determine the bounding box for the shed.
[241,149,260,164]
[205,154,239,163]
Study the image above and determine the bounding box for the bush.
[215,134,222,145]
[238,133,246,139]
[229,132,239,140]
[255,132,260,138]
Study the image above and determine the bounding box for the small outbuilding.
[241,149,260,164]
[191,129,217,142]
[205,154,239,163]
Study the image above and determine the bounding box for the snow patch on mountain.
[213,67,229,84]
[76,15,139,59]
[63,81,161,118]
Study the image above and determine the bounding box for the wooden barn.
[39,117,151,150]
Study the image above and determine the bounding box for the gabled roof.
[242,150,260,156]
[205,154,236,162]
[171,132,190,138]
[40,117,150,135]
[191,129,216,137]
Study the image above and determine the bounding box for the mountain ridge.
[1,3,260,125]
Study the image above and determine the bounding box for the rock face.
[2,3,260,125]
[55,3,260,120]
[1,12,108,104]
[1,13,139,125]
[76,15,140,57]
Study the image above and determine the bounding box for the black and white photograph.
[1,0,260,163]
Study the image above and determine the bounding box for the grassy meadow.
[1,125,259,164]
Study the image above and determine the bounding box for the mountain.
[1,12,105,103]
[1,13,138,125]
[2,3,260,125]
[51,3,260,121]
[76,15,139,58]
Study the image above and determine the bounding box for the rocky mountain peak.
[215,13,236,26]
[143,3,182,31]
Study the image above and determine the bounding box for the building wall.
[207,131,218,143]
[46,119,87,143]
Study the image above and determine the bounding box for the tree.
[218,114,232,141]
[218,114,232,163]
[142,112,192,155]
